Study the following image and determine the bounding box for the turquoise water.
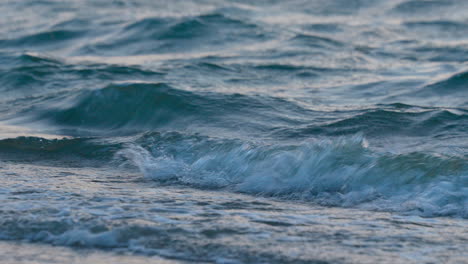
[0,0,467,263]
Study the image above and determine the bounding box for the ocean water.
[0,0,467,263]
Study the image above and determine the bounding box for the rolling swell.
[292,107,468,137]
[42,83,204,130]
[7,79,466,142]
[14,82,310,135]
[81,12,266,55]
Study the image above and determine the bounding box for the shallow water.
[0,0,467,263]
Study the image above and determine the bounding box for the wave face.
[118,133,467,218]
[0,0,468,262]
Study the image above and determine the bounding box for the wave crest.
[119,134,468,218]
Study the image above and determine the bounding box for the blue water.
[0,0,467,263]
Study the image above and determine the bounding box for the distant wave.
[289,107,468,137]
[0,30,85,49]
[391,0,456,14]
[79,12,266,55]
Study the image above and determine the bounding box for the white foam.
[119,135,468,218]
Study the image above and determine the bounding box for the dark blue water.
[0,1,467,263]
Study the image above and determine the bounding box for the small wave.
[38,83,203,130]
[0,217,178,252]
[391,0,455,14]
[13,53,62,66]
[12,82,307,135]
[0,136,121,162]
[0,54,63,97]
[0,30,85,50]
[0,217,250,261]
[253,63,341,72]
[423,70,468,94]
[81,12,266,55]
[270,105,468,140]
[411,45,468,62]
[302,23,343,34]
[119,133,468,218]
[384,71,468,106]
[403,20,468,33]
[0,53,164,101]
[306,108,467,136]
[286,0,377,16]
[290,33,344,49]
[395,70,468,106]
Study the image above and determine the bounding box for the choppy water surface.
[0,0,467,263]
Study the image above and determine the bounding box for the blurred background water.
[0,0,467,263]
